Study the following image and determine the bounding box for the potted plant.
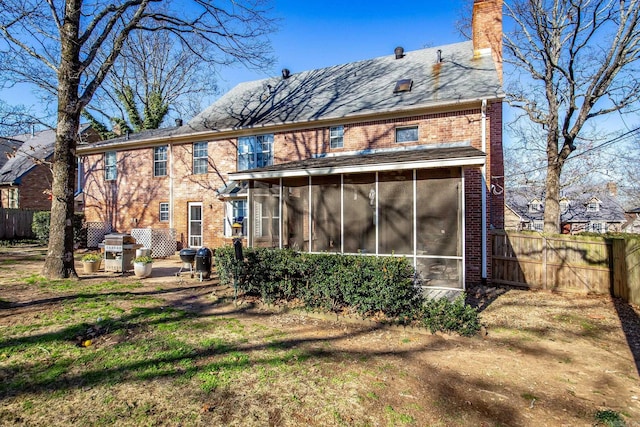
[133,255,153,278]
[81,253,102,274]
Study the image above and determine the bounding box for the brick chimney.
[472,0,503,84]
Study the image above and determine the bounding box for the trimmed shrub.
[213,246,481,335]
[420,294,481,337]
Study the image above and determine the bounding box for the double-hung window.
[193,142,208,174]
[225,199,247,236]
[159,202,169,222]
[330,126,344,149]
[105,151,117,181]
[8,188,18,208]
[154,146,168,177]
[237,134,273,171]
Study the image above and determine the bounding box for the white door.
[188,202,203,248]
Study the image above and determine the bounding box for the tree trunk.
[42,0,81,279]
[42,115,80,279]
[543,129,562,234]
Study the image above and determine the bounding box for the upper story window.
[330,126,344,149]
[105,151,117,181]
[238,134,273,171]
[586,199,600,212]
[559,199,569,213]
[159,202,169,222]
[395,126,418,143]
[154,146,168,177]
[193,142,208,174]
[528,199,543,213]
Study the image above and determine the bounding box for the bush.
[31,211,88,247]
[31,211,50,243]
[420,294,481,337]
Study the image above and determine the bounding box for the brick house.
[78,0,504,289]
[505,184,626,234]
[0,126,99,210]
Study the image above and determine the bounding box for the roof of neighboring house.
[0,137,23,169]
[506,187,627,224]
[0,125,94,186]
[79,41,504,152]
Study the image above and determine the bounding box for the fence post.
[611,238,626,301]
[542,234,548,290]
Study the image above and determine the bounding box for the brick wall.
[83,104,503,286]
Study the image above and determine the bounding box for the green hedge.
[214,246,481,335]
[31,212,87,247]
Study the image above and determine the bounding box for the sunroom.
[229,145,485,290]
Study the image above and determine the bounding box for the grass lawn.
[0,244,639,426]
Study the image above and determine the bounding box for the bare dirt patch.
[1,245,639,426]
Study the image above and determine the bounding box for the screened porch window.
[247,167,464,289]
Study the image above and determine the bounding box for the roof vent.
[437,49,442,63]
[393,79,413,93]
[282,68,291,79]
[394,46,405,59]
[175,118,183,127]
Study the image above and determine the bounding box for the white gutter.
[481,99,488,284]
[230,156,486,181]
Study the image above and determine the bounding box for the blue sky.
[2,0,468,119]
[217,0,467,93]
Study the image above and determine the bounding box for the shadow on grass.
[613,297,640,376]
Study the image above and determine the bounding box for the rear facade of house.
[78,0,505,290]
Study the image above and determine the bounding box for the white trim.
[481,99,487,283]
[230,156,485,180]
[187,202,203,248]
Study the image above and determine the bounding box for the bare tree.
[0,0,275,278]
[86,30,220,135]
[504,0,640,233]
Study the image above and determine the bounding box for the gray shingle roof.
[184,41,503,133]
[231,145,485,180]
[0,125,93,185]
[0,137,22,169]
[506,187,626,224]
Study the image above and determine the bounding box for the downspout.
[169,144,174,229]
[481,99,488,285]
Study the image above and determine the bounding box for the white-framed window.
[154,146,168,177]
[395,126,418,143]
[330,126,344,149]
[528,199,543,213]
[225,199,247,236]
[105,151,117,181]
[159,202,169,222]
[238,134,274,171]
[586,201,600,212]
[532,220,544,231]
[8,188,18,209]
[193,142,208,174]
[589,221,605,233]
[559,199,569,213]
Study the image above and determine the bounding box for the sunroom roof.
[230,145,485,180]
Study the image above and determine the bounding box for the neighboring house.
[0,126,99,211]
[78,0,504,290]
[623,207,640,234]
[505,184,627,234]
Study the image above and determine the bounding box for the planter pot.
[82,260,101,274]
[134,262,153,278]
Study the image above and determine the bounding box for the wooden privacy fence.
[491,231,640,305]
[0,208,36,240]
